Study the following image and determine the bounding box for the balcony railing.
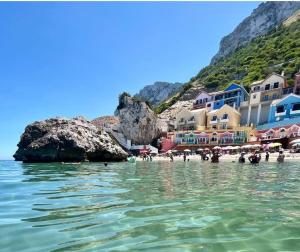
[210,120,218,124]
[220,118,229,123]
[290,110,300,115]
[275,111,286,117]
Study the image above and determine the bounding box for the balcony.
[290,109,300,115]
[275,111,286,117]
[220,118,229,123]
[178,121,185,125]
[210,119,218,124]
[187,119,195,124]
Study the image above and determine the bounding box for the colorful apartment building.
[294,72,300,95]
[207,104,241,130]
[211,83,249,110]
[193,91,213,111]
[245,73,288,126]
[268,94,300,123]
[161,72,300,151]
[175,108,206,131]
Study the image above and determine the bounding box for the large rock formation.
[14,117,127,163]
[211,1,300,64]
[115,94,162,144]
[134,81,183,107]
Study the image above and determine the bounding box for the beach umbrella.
[184,149,191,152]
[292,143,300,147]
[166,150,172,154]
[290,139,300,144]
[269,142,282,148]
[241,145,250,149]
[204,148,210,151]
[197,148,203,151]
[171,150,178,153]
[213,146,221,150]
[231,146,240,150]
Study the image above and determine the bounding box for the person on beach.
[265,151,270,162]
[277,150,285,163]
[169,153,174,162]
[248,151,261,164]
[183,153,187,162]
[211,151,221,163]
[238,152,246,163]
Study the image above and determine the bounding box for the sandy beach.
[136,152,300,163]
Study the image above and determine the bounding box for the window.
[253,94,256,99]
[263,95,269,101]
[265,84,270,90]
[211,133,218,141]
[292,103,300,111]
[190,116,195,121]
[212,125,217,130]
[276,105,285,113]
[272,93,278,99]
[212,115,217,121]
[273,82,279,89]
[221,124,227,129]
[254,86,260,91]
[222,113,228,119]
[199,99,202,104]
[204,98,208,103]
[207,103,211,107]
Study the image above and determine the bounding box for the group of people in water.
[168,149,286,164]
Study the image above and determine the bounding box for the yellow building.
[175,108,207,131]
[207,104,240,130]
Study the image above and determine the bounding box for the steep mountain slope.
[156,19,300,114]
[134,81,183,107]
[211,1,300,64]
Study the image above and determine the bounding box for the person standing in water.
[248,151,261,164]
[211,151,221,163]
[277,150,285,163]
[238,152,246,163]
[265,151,270,162]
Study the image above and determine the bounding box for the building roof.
[256,117,300,131]
[251,80,264,86]
[210,83,249,97]
[250,72,286,86]
[208,104,240,115]
[271,93,300,106]
[190,108,207,114]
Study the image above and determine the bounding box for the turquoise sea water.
[1,160,300,252]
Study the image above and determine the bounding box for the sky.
[0,1,260,159]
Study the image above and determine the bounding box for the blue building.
[211,83,249,110]
[268,94,300,123]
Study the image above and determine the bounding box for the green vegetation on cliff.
[156,20,300,114]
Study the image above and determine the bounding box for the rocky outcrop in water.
[135,81,183,107]
[115,93,162,144]
[14,117,128,163]
[211,1,300,64]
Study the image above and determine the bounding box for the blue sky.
[0,2,260,159]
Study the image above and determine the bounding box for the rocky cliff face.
[135,81,183,107]
[211,1,300,64]
[115,94,162,144]
[14,117,127,162]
